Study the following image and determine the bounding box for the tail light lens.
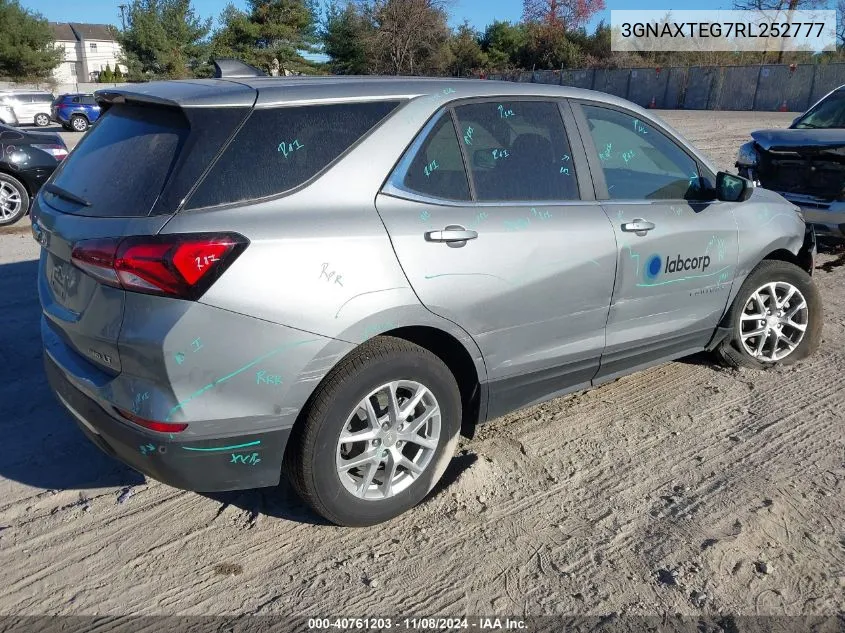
[71,233,248,300]
[31,143,69,161]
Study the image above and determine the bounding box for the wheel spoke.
[754,330,769,357]
[403,435,438,450]
[364,397,380,430]
[386,382,401,428]
[784,300,806,320]
[778,286,796,309]
[339,427,379,443]
[398,455,424,476]
[741,312,766,321]
[356,461,379,496]
[765,283,779,309]
[400,385,429,419]
[741,327,766,341]
[338,448,380,472]
[783,319,806,332]
[380,452,398,498]
[403,405,438,437]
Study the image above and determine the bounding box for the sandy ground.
[0,112,843,621]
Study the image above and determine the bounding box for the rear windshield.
[185,100,400,209]
[47,103,189,217]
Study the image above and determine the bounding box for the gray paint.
[35,77,808,471]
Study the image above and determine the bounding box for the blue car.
[50,93,101,132]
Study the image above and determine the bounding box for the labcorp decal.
[665,254,710,274]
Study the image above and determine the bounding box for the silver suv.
[34,76,821,526]
[0,90,54,127]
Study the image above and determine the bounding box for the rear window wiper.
[43,183,91,207]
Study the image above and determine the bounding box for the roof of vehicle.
[57,93,95,98]
[94,76,636,110]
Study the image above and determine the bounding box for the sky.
[25,0,741,33]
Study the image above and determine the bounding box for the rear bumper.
[44,352,288,492]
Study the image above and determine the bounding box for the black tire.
[34,113,50,127]
[285,336,461,526]
[716,260,822,369]
[70,115,88,132]
[0,172,30,227]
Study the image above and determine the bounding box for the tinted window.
[71,96,80,104]
[454,101,578,201]
[794,89,845,129]
[582,104,701,200]
[47,104,189,217]
[187,101,400,209]
[33,94,53,103]
[399,112,470,201]
[81,96,97,105]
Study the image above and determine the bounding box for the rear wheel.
[70,115,88,132]
[716,260,822,369]
[285,336,461,526]
[34,113,50,127]
[0,173,30,226]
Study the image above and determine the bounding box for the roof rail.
[213,58,268,79]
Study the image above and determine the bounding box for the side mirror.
[716,171,753,202]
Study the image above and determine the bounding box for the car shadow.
[0,258,144,491]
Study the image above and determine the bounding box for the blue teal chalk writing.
[633,119,648,135]
[442,87,456,95]
[320,263,343,287]
[561,154,571,162]
[191,338,203,352]
[166,340,319,420]
[231,452,261,465]
[132,392,150,414]
[182,440,261,453]
[636,265,733,287]
[419,210,431,222]
[492,148,510,160]
[559,167,570,175]
[531,207,552,220]
[622,150,635,164]
[361,321,398,341]
[424,159,439,177]
[174,352,185,365]
[599,143,612,161]
[497,104,514,118]
[278,139,304,158]
[463,126,474,145]
[334,287,408,319]
[256,370,282,386]
[139,443,155,456]
[504,218,530,231]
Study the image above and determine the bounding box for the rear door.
[34,100,251,373]
[570,101,740,381]
[376,99,618,416]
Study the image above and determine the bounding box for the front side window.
[187,100,400,209]
[581,104,701,201]
[398,112,471,201]
[454,100,578,201]
[794,89,845,129]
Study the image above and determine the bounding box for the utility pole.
[118,4,127,31]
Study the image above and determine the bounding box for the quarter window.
[186,100,400,209]
[399,112,471,201]
[581,104,702,200]
[453,101,578,201]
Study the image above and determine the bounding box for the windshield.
[794,89,845,129]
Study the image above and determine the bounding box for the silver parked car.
[34,73,821,526]
[0,90,54,127]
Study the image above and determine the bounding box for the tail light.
[31,143,69,161]
[116,408,189,433]
[71,233,248,300]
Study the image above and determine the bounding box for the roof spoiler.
[213,58,268,79]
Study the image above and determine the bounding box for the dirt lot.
[0,111,843,621]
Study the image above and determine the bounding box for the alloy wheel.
[739,281,809,362]
[35,114,49,126]
[336,380,441,500]
[0,181,22,221]
[72,117,87,131]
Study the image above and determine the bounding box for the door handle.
[621,219,655,236]
[425,225,478,245]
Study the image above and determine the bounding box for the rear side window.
[47,104,189,216]
[453,101,578,201]
[186,101,400,209]
[399,112,471,201]
[81,96,97,105]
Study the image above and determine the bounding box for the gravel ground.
[0,111,842,621]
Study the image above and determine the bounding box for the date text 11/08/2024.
[307,617,528,630]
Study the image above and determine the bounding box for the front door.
[376,99,618,416]
[572,101,741,381]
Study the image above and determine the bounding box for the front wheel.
[716,260,822,369]
[285,336,461,526]
[34,113,50,127]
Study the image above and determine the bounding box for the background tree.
[322,1,372,74]
[479,21,526,70]
[360,0,452,75]
[212,0,320,74]
[119,0,212,79]
[522,0,606,32]
[0,0,62,81]
[113,64,125,81]
[447,21,487,76]
[99,63,115,82]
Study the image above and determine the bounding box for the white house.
[51,23,127,83]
